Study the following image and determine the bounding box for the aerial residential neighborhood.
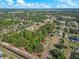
[0,9,79,59]
[0,0,79,59]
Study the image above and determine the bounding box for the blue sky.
[0,0,79,8]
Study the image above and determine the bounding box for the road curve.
[0,42,38,59]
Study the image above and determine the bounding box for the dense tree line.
[2,23,54,53]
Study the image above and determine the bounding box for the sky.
[0,0,79,8]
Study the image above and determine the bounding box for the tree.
[54,43,64,49]
[9,56,15,59]
[49,49,66,59]
[60,38,64,43]
[33,43,44,53]
[70,52,79,59]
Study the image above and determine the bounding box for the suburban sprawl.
[0,9,79,59]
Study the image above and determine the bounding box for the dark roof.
[71,37,79,41]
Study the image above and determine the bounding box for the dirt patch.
[31,36,60,59]
[51,36,60,44]
[64,48,72,59]
[64,39,73,59]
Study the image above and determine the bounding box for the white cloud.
[0,1,6,8]
[57,0,78,8]
[16,1,51,8]
[15,0,51,8]
[26,3,51,8]
[17,0,26,6]
[5,0,14,8]
[6,0,14,5]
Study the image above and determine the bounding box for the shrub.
[54,43,64,49]
[33,43,44,53]
[49,49,66,59]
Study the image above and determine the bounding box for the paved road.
[0,46,25,59]
[0,42,38,59]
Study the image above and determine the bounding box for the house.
[69,36,79,42]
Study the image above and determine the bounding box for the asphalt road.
[0,46,25,59]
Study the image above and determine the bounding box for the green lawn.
[70,42,79,46]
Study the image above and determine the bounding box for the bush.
[69,52,79,59]
[49,49,66,59]
[33,43,44,53]
[64,45,68,49]
[9,56,15,59]
[3,53,7,57]
[49,49,60,58]
[60,38,64,43]
[69,45,74,49]
[54,43,64,49]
